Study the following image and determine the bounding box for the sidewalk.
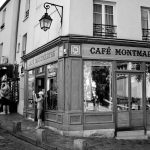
[0,113,75,150]
[0,113,150,150]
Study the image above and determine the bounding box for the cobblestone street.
[84,137,150,150]
[0,128,44,150]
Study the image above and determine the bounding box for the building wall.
[16,0,150,60]
[16,0,150,118]
[16,0,70,58]
[68,0,150,40]
[0,0,20,64]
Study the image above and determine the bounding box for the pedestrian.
[0,74,10,114]
[33,90,44,129]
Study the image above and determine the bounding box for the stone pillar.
[13,121,21,133]
[73,139,87,150]
[36,129,47,145]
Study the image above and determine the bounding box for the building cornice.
[22,34,150,61]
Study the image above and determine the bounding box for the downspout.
[14,0,21,62]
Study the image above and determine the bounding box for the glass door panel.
[117,73,129,111]
[131,74,143,110]
[116,72,144,129]
[117,73,130,128]
[131,74,143,127]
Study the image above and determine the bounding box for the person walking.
[33,91,44,129]
[0,74,10,114]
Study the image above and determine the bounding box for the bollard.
[36,129,47,146]
[73,139,87,150]
[13,121,21,133]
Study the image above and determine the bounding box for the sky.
[0,0,6,7]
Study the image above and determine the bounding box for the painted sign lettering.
[82,44,150,61]
[27,47,58,70]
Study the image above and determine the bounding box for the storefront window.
[117,62,141,70]
[146,62,150,110]
[36,66,45,74]
[84,61,112,112]
[28,70,35,108]
[46,63,58,110]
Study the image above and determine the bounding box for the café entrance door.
[116,72,144,130]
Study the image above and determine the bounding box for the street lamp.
[39,2,63,31]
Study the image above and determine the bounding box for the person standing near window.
[33,91,44,129]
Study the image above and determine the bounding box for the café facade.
[22,35,150,137]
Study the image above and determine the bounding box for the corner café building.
[22,35,150,137]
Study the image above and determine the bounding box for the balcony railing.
[142,28,150,41]
[93,24,117,38]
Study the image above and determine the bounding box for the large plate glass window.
[28,70,35,108]
[84,61,112,112]
[46,63,58,110]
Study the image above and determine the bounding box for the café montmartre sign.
[82,44,150,61]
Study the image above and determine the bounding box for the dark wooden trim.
[21,35,150,61]
[143,62,147,134]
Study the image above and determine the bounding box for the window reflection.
[131,74,143,110]
[117,62,141,71]
[146,63,150,110]
[46,63,58,110]
[28,70,35,108]
[117,74,129,111]
[84,61,112,112]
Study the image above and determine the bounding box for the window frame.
[0,43,3,63]
[93,2,115,26]
[141,7,150,40]
[24,0,30,19]
[46,63,58,111]
[22,33,27,56]
[141,7,150,29]
[83,60,113,112]
[0,8,6,30]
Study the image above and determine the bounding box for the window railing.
[93,24,117,38]
[142,28,150,41]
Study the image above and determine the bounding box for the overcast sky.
[0,0,6,7]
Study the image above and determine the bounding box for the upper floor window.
[93,2,117,38]
[0,8,6,30]
[16,43,20,53]
[22,33,27,56]
[0,43,3,63]
[141,8,150,41]
[24,0,30,19]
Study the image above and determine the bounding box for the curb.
[0,126,65,150]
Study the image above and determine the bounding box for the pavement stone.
[1,113,150,150]
[0,113,75,150]
[0,136,4,140]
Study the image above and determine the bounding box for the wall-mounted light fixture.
[39,2,63,31]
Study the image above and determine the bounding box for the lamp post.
[39,2,63,31]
